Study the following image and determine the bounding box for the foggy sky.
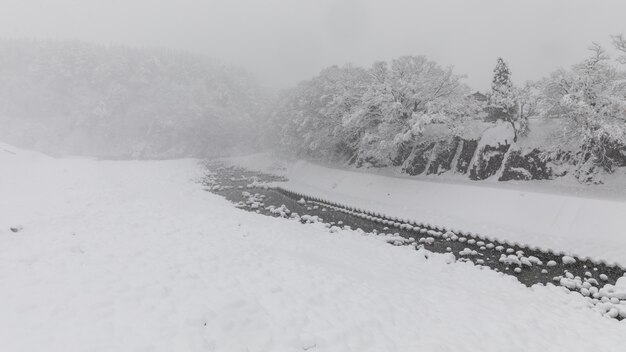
[1,0,625,91]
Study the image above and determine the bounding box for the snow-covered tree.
[348,56,470,164]
[269,65,369,160]
[488,58,527,142]
[613,34,626,64]
[540,41,626,181]
[272,55,475,165]
[491,58,514,98]
[515,81,542,136]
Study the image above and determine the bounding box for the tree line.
[267,35,626,181]
[0,37,624,182]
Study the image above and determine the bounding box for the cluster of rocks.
[558,274,626,319]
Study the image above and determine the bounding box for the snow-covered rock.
[562,256,577,265]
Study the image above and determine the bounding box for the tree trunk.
[508,119,518,143]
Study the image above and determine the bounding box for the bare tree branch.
[611,34,626,64]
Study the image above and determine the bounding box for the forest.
[0,39,267,158]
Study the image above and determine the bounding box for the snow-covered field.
[2,142,626,351]
[226,154,626,268]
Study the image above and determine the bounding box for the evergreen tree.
[491,57,513,97]
[489,57,523,142]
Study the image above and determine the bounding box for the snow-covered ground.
[226,154,626,267]
[2,142,626,351]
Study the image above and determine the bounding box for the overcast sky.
[1,0,625,91]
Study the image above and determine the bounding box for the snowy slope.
[227,154,626,267]
[2,142,626,351]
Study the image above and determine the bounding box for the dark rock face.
[402,142,436,175]
[617,150,626,167]
[352,131,625,183]
[499,149,552,181]
[455,139,478,174]
[358,138,560,182]
[357,157,388,168]
[600,143,626,170]
[426,137,460,175]
[392,141,416,167]
[470,143,511,180]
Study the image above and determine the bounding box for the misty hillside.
[0,39,267,158]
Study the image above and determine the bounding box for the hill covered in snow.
[0,39,268,158]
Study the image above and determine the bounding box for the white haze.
[1,0,625,91]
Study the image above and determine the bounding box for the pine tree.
[490,57,521,142]
[492,57,513,96]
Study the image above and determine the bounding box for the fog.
[0,0,625,159]
[2,0,625,90]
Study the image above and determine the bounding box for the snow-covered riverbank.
[226,154,626,268]
[2,143,626,351]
